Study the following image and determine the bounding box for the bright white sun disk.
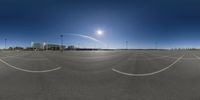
[97,30,103,35]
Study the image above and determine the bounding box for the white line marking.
[141,52,182,59]
[140,52,195,60]
[0,52,30,58]
[112,54,184,77]
[0,58,61,73]
[193,54,200,60]
[3,56,49,61]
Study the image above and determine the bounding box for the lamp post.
[4,38,7,49]
[60,35,63,52]
[126,41,128,50]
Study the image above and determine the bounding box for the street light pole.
[60,35,63,52]
[4,38,7,49]
[126,41,128,50]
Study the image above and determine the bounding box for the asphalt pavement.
[0,50,200,100]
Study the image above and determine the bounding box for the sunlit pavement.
[0,50,200,100]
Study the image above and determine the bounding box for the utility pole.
[60,35,63,52]
[4,38,7,49]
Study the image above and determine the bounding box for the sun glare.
[97,30,103,35]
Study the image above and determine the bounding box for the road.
[0,50,200,100]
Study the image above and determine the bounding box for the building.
[14,47,24,50]
[44,44,65,50]
[31,42,44,50]
[31,42,65,50]
[25,47,34,51]
[67,45,76,50]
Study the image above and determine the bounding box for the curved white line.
[141,52,194,60]
[0,55,49,60]
[193,54,200,60]
[112,55,184,77]
[0,58,61,73]
[143,54,194,60]
[0,53,29,58]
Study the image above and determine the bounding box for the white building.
[31,42,65,50]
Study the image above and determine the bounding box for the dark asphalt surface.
[0,50,200,100]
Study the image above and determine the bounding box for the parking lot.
[0,50,200,100]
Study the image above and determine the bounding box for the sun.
[96,29,103,35]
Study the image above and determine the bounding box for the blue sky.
[0,0,200,49]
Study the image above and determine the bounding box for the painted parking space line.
[193,54,200,60]
[0,52,30,58]
[2,56,49,61]
[112,54,185,77]
[0,58,61,73]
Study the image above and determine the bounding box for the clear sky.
[0,0,200,49]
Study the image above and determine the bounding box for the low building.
[44,44,65,50]
[67,45,76,50]
[8,47,14,50]
[25,47,34,51]
[31,42,44,50]
[14,47,24,50]
[31,42,65,50]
